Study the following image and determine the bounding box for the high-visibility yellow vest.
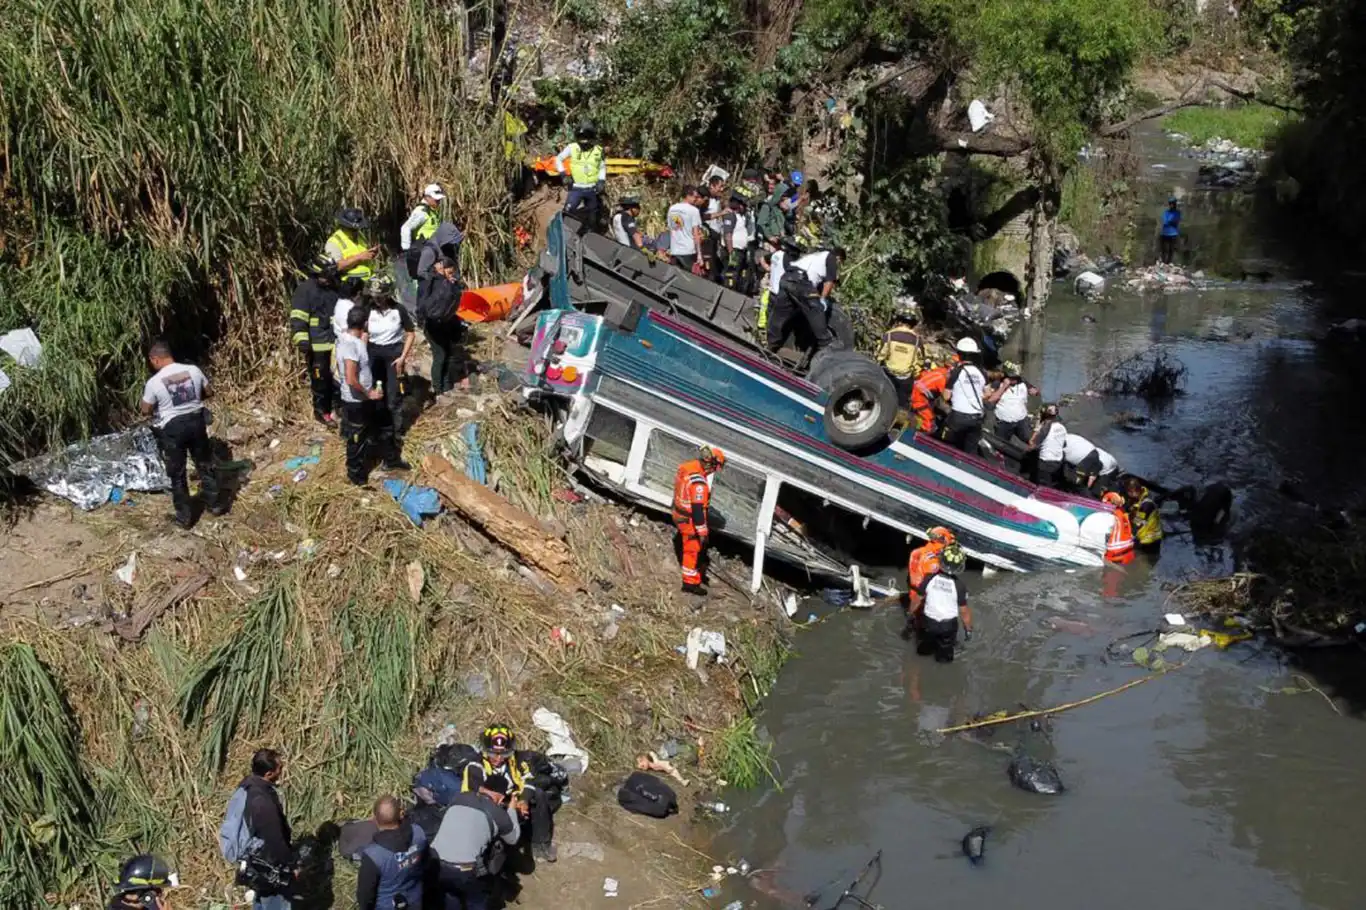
[1131,491,1164,545]
[326,228,373,281]
[567,143,604,187]
[877,324,923,379]
[415,204,439,243]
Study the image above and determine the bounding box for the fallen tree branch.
[422,454,581,588]
[936,670,1172,734]
[114,572,210,642]
[1205,77,1303,114]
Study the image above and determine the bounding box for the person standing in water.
[1159,196,1181,264]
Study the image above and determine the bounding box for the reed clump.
[0,0,526,463]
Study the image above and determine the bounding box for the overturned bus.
[513,215,1117,589]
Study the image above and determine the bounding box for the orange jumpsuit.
[672,459,712,586]
[907,541,944,611]
[911,366,951,432]
[1105,506,1136,564]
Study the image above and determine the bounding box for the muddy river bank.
[710,127,1366,909]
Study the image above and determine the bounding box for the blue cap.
[790,170,804,186]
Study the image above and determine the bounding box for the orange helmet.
[699,445,726,470]
[927,526,956,545]
[1103,492,1124,507]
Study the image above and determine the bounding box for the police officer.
[289,255,341,425]
[325,208,378,294]
[555,120,606,226]
[400,183,445,282]
[356,796,426,910]
[140,342,223,528]
[107,854,176,910]
[432,774,520,910]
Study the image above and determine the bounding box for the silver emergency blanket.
[9,426,170,510]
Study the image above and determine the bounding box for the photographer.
[108,855,176,910]
[239,749,294,910]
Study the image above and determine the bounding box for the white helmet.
[955,337,981,355]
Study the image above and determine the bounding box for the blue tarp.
[382,479,442,526]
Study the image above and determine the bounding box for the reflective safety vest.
[360,825,427,910]
[415,203,439,243]
[326,228,373,281]
[911,366,951,423]
[671,459,711,533]
[1130,490,1164,545]
[1105,507,1135,563]
[878,325,924,379]
[908,541,944,592]
[566,143,605,188]
[462,756,526,794]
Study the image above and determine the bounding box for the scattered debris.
[962,826,990,865]
[967,99,994,133]
[406,561,425,602]
[232,566,249,582]
[603,877,619,898]
[114,574,210,642]
[114,553,138,587]
[282,454,320,471]
[532,707,589,774]
[11,427,170,510]
[1091,348,1188,399]
[685,628,727,669]
[1121,263,1210,293]
[382,479,442,527]
[1074,271,1106,299]
[0,327,42,367]
[1008,751,1064,795]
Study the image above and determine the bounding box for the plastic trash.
[283,454,321,471]
[114,553,138,586]
[603,877,619,898]
[233,566,249,582]
[0,366,10,395]
[1074,271,1106,298]
[291,469,309,483]
[967,99,994,133]
[685,628,727,669]
[0,327,42,367]
[821,587,854,607]
[462,422,488,485]
[382,479,442,527]
[723,902,744,910]
[533,707,590,773]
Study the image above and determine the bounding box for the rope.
[934,669,1175,735]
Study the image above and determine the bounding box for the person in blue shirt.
[1159,196,1181,264]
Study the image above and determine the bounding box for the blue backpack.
[412,766,465,807]
[219,786,262,862]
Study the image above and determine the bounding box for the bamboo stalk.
[935,671,1171,735]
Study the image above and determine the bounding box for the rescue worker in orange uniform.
[1103,491,1136,564]
[910,363,953,434]
[906,525,955,625]
[672,445,726,594]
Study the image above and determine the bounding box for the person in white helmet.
[943,337,1005,454]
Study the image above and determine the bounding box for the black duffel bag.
[617,772,678,819]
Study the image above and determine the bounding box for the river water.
[713,128,1366,909]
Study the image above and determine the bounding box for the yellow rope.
[935,669,1174,735]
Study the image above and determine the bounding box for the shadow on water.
[713,125,1366,910]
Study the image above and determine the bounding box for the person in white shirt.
[1063,433,1118,490]
[400,183,445,281]
[721,194,755,293]
[703,176,727,280]
[990,360,1039,444]
[943,338,1005,454]
[667,187,706,273]
[335,305,408,485]
[1027,404,1067,486]
[363,275,417,440]
[772,247,845,354]
[139,341,223,528]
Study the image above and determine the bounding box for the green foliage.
[712,715,778,789]
[933,0,1158,158]
[1244,0,1316,51]
[1163,105,1290,149]
[0,644,100,905]
[589,0,756,158]
[0,0,515,461]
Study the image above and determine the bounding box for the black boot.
[681,583,707,596]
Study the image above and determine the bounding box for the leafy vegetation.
[1164,105,1290,149]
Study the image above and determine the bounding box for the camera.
[237,853,294,894]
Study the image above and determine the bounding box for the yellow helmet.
[940,542,966,574]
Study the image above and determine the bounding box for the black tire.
[822,368,898,450]
[1190,483,1233,533]
[806,349,879,389]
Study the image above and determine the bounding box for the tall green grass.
[0,0,520,462]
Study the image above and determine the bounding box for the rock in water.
[1074,271,1106,299]
[962,826,990,865]
[1008,752,1064,794]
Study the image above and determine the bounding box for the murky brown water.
[714,128,1366,909]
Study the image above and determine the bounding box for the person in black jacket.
[240,748,294,910]
[356,796,426,910]
[290,256,342,426]
[416,256,467,397]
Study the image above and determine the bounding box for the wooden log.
[114,572,210,642]
[422,455,581,588]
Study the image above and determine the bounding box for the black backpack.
[417,276,461,325]
[616,772,678,819]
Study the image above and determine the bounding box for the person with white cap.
[943,337,1004,454]
[400,183,445,281]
